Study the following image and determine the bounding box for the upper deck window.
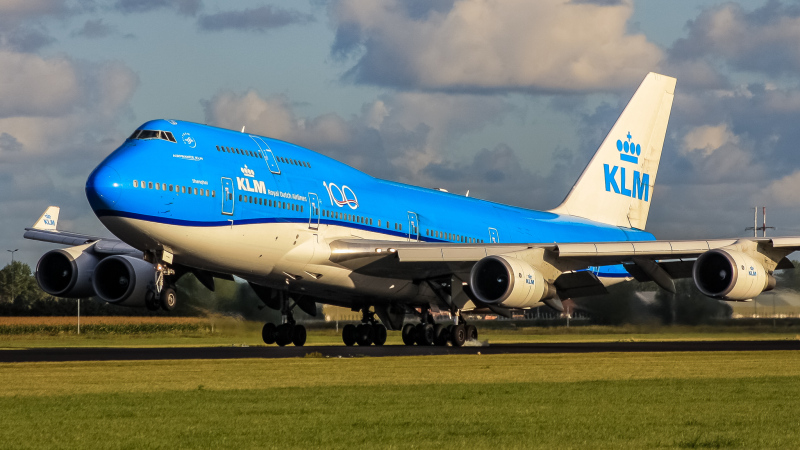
[129,129,177,143]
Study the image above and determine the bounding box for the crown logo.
[616,132,640,164]
[241,165,255,177]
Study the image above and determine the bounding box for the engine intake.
[469,255,555,308]
[92,255,155,307]
[36,246,99,298]
[693,249,775,301]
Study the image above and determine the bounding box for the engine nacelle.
[92,255,155,307]
[36,245,99,298]
[693,249,776,301]
[469,255,555,308]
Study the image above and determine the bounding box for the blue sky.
[3,0,800,267]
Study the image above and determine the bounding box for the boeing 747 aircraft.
[24,73,800,347]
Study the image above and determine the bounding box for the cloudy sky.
[3,0,800,267]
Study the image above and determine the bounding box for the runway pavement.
[1,340,799,363]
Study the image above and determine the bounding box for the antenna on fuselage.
[465,190,470,197]
[241,126,246,133]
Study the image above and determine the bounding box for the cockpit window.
[129,129,177,143]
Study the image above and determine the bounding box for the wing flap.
[554,271,609,298]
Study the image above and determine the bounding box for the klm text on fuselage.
[603,164,650,201]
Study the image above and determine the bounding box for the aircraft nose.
[85,164,122,210]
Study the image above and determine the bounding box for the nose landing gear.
[145,263,177,311]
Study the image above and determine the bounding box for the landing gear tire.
[401,323,416,346]
[451,324,466,347]
[355,323,374,346]
[415,323,434,346]
[465,324,478,342]
[275,324,293,347]
[160,287,177,311]
[145,290,160,311]
[262,323,277,345]
[372,324,387,346]
[342,324,357,346]
[433,324,449,346]
[292,325,307,347]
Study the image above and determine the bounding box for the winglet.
[32,206,60,231]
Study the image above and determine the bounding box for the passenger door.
[308,192,320,230]
[250,136,281,174]
[221,177,234,215]
[407,212,419,242]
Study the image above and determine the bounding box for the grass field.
[1,351,800,448]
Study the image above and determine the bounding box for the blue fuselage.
[86,119,654,282]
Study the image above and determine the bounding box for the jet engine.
[92,255,155,307]
[36,245,99,298]
[693,249,776,301]
[469,255,556,308]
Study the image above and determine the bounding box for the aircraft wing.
[23,206,139,255]
[329,237,800,297]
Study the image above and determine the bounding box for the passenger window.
[212,191,216,197]
[133,180,138,188]
[216,146,221,151]
[169,185,173,191]
[148,182,153,189]
[181,186,186,194]
[155,183,160,190]
[378,220,381,227]
[141,180,146,189]
[193,188,197,195]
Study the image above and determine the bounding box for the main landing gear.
[341,308,387,347]
[145,264,177,311]
[401,311,478,347]
[261,292,307,347]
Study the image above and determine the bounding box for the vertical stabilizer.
[32,206,60,231]
[550,72,676,230]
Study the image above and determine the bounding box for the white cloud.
[0,51,80,118]
[671,2,800,77]
[330,0,663,92]
[681,124,739,156]
[203,89,516,177]
[0,48,139,267]
[763,170,800,207]
[0,0,66,19]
